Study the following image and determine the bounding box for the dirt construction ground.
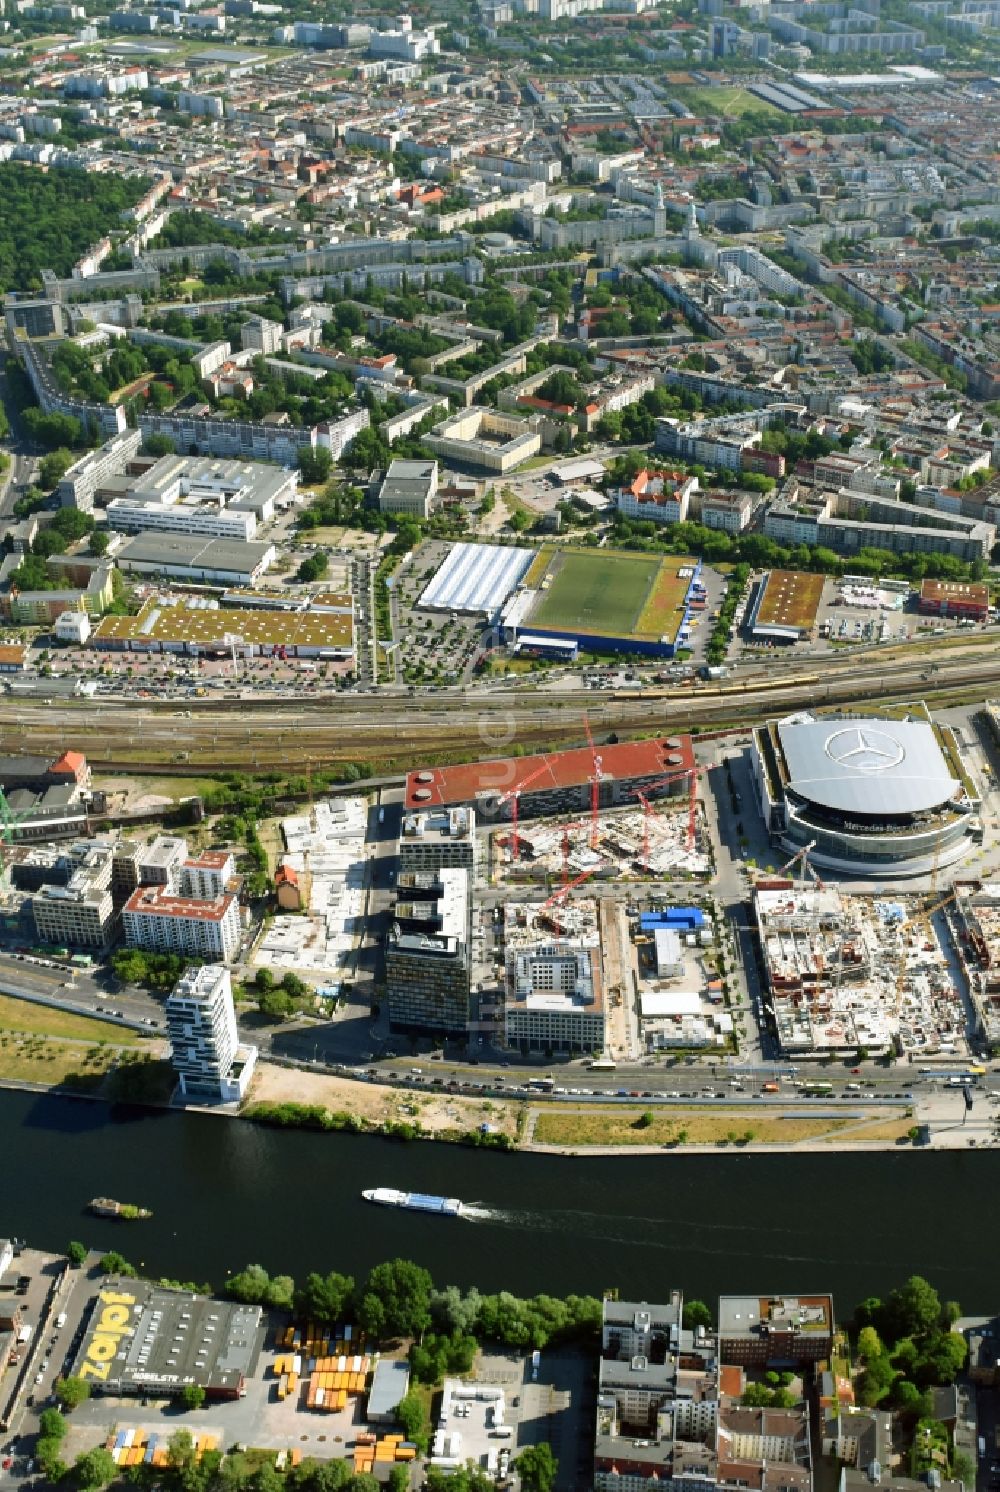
[248,1061,519,1138]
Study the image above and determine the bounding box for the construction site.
[633,906,733,1053]
[493,801,711,885]
[753,845,977,1058]
[502,896,603,952]
[253,796,368,980]
[488,739,709,886]
[953,880,1000,1054]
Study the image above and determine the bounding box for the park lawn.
[0,994,144,1045]
[529,550,659,635]
[818,1115,915,1143]
[485,657,538,675]
[674,85,781,119]
[0,1035,123,1087]
[532,1104,857,1147]
[299,525,349,546]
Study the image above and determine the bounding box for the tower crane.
[627,766,699,872]
[582,715,605,851]
[495,757,552,864]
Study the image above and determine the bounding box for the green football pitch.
[528,551,661,636]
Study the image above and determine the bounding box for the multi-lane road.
[0,952,163,1032]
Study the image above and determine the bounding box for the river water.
[2,1088,997,1309]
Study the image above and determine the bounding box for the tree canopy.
[853,1276,966,1407]
[0,164,148,293]
[358,1258,434,1340]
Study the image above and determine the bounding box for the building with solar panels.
[751,710,980,876]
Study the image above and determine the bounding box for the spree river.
[3,1087,998,1309]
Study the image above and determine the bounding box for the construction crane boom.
[495,757,552,863]
[582,715,604,850]
[541,865,597,910]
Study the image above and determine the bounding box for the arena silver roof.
[777,718,959,817]
[418,542,535,615]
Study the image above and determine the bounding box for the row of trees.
[45,1427,504,1492]
[610,513,986,582]
[225,1258,602,1352]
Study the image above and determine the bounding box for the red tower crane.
[627,765,701,871]
[495,757,552,864]
[540,865,597,911]
[582,715,605,850]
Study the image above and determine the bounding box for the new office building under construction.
[754,878,975,1058]
[496,803,710,883]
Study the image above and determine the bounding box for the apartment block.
[123,887,241,962]
[178,849,237,899]
[594,1295,718,1492]
[138,835,189,889]
[718,1295,833,1369]
[32,841,116,950]
[165,964,256,1102]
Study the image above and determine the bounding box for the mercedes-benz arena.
[751,710,980,877]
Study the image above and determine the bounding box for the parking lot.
[516,1349,593,1492]
[389,540,487,687]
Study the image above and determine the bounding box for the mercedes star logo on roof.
[823,726,906,772]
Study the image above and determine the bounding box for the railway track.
[0,649,995,773]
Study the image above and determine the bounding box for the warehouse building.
[70,1277,263,1399]
[417,541,535,616]
[918,577,990,623]
[94,594,353,660]
[376,459,438,518]
[105,455,297,541]
[751,710,978,876]
[746,569,825,643]
[405,736,695,826]
[115,533,276,585]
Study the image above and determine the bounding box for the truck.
[531,1350,541,1382]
